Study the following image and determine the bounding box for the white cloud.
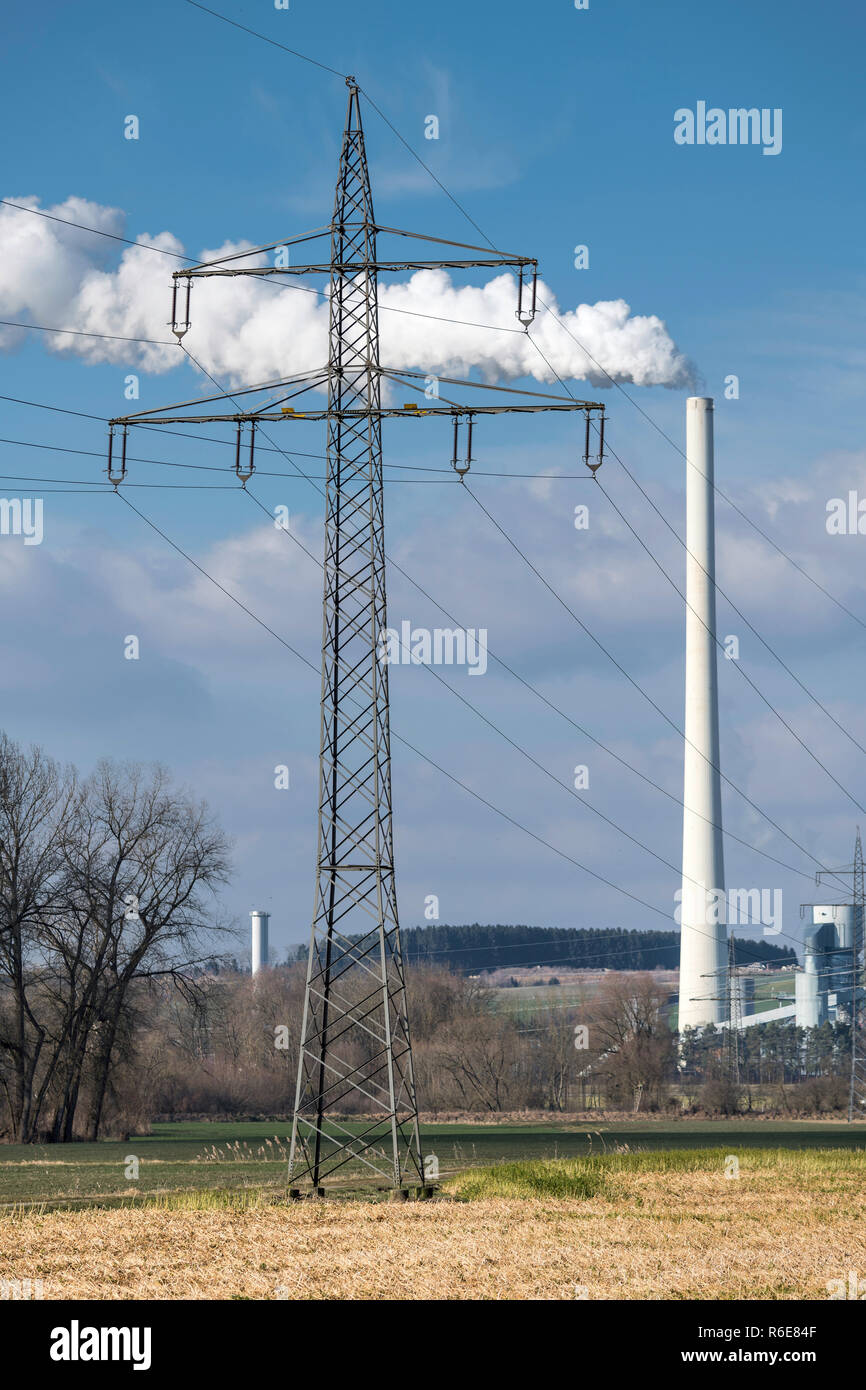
[0,196,695,391]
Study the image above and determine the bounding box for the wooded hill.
[394,924,796,974]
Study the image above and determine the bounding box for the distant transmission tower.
[107,79,606,1189]
[850,830,865,1121]
[724,933,741,1085]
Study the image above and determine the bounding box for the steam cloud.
[0,196,696,391]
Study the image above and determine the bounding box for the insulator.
[451,414,474,480]
[107,425,128,486]
[234,420,256,484]
[515,265,537,328]
[585,410,605,476]
[170,276,192,340]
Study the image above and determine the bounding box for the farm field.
[1,1116,864,1209]
[1,1147,864,1300]
[489,967,796,1027]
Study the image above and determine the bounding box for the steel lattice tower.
[849,829,865,1121]
[288,84,422,1191]
[106,78,606,1190]
[724,933,741,1086]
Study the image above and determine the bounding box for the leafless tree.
[0,736,230,1142]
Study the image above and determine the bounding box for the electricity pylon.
[724,933,741,1085]
[108,79,606,1189]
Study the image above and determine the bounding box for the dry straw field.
[2,1149,865,1300]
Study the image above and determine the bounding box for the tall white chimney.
[679,397,727,1029]
[250,910,270,976]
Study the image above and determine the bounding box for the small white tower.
[250,910,270,976]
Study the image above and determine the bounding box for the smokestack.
[679,397,727,1030]
[250,910,270,976]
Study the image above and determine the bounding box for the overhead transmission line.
[515,326,866,779]
[0,416,597,481]
[598,440,866,757]
[174,337,848,894]
[114,489,677,925]
[165,0,864,882]
[462,481,851,893]
[169,348,723,908]
[10,4,857,638]
[114,485,822,961]
[594,466,866,800]
[4,111,865,633]
[5,10,854,901]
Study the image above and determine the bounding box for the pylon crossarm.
[108,367,330,425]
[111,403,607,426]
[383,367,602,407]
[372,223,534,263]
[178,224,333,274]
[176,256,535,276]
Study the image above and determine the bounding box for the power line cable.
[462,481,851,893]
[182,0,348,78]
[114,489,820,959]
[176,342,847,894]
[114,488,678,923]
[594,469,866,813]
[0,318,177,347]
[600,436,866,760]
[514,309,866,805]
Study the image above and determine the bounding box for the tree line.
[383,923,796,974]
[0,731,844,1145]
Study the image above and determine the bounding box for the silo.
[251,910,270,976]
[795,926,824,1029]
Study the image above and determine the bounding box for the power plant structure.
[678,397,728,1030]
[673,399,865,1113]
[795,905,861,1029]
[250,910,270,976]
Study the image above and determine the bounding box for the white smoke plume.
[0,196,696,391]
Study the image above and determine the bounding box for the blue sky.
[1,0,865,962]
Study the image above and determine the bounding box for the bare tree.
[0,735,76,1141]
[590,972,675,1112]
[0,736,230,1142]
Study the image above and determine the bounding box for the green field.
[1,1116,864,1210]
[492,968,796,1028]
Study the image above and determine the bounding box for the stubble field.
[1,1147,864,1301]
